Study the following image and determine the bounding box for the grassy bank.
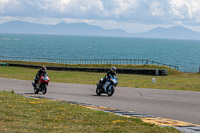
[0,66,200,91]
[0,91,180,133]
[0,60,180,75]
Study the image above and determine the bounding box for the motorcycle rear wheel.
[96,84,102,96]
[34,87,39,94]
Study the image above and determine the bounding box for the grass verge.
[0,66,200,91]
[0,91,180,133]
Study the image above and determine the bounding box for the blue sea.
[0,33,200,72]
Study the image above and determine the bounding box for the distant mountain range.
[0,21,127,37]
[131,26,200,40]
[0,21,200,40]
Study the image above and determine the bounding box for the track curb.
[23,94,200,133]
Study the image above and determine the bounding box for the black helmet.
[41,66,47,71]
[111,66,116,73]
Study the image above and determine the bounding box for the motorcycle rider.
[32,66,47,87]
[100,66,117,89]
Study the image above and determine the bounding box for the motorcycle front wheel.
[42,84,47,94]
[107,86,115,96]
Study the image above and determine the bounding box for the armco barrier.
[7,63,167,76]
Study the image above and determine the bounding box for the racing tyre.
[96,85,102,96]
[107,86,115,96]
[34,87,39,94]
[42,84,47,94]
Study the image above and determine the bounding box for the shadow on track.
[91,94,110,97]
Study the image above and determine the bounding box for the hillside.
[0,21,200,40]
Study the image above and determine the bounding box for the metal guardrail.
[0,56,179,70]
[7,63,168,76]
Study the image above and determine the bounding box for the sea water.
[0,33,200,72]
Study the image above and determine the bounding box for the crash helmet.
[111,66,116,73]
[41,66,47,72]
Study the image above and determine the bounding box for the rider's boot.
[32,80,38,87]
[32,82,36,87]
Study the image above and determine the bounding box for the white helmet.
[111,66,116,73]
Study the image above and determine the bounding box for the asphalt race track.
[1,78,200,125]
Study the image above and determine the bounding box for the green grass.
[0,91,180,133]
[0,66,200,91]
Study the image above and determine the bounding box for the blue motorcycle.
[96,75,118,96]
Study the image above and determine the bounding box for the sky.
[0,0,200,33]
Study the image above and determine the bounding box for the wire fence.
[0,56,198,72]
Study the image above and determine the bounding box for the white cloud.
[1,0,200,32]
[111,0,138,16]
[0,0,10,13]
[35,0,71,12]
[150,2,165,17]
[1,0,200,22]
[0,0,22,13]
[31,0,104,17]
[170,0,200,21]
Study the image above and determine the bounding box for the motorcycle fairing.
[104,81,111,93]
